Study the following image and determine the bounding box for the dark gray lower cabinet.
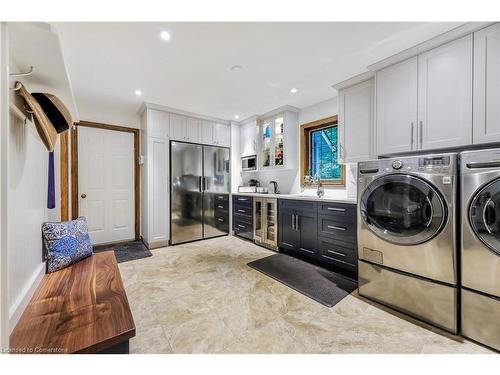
[278,200,318,256]
[279,199,357,274]
[232,195,254,241]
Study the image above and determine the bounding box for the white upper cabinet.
[418,34,473,150]
[338,78,375,163]
[201,120,215,144]
[148,109,170,139]
[214,122,230,147]
[376,35,473,155]
[186,117,201,143]
[240,121,257,157]
[170,113,187,141]
[474,23,500,144]
[376,57,418,155]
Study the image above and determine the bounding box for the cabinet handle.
[327,249,347,257]
[238,198,247,201]
[281,242,294,248]
[291,214,295,230]
[327,225,346,231]
[299,247,314,254]
[218,205,224,209]
[237,209,246,213]
[410,122,414,150]
[295,215,300,231]
[237,224,246,229]
[218,218,224,222]
[327,207,345,212]
[419,121,423,149]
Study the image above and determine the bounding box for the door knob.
[81,193,87,199]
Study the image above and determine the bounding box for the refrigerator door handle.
[198,176,203,192]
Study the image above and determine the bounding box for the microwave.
[241,155,257,171]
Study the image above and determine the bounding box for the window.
[300,116,344,186]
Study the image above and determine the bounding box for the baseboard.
[9,262,45,333]
[142,238,168,249]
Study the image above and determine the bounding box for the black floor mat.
[247,253,357,307]
[93,240,152,263]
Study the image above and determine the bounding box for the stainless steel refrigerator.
[170,141,230,245]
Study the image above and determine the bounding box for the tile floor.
[119,236,492,354]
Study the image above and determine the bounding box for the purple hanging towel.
[47,151,55,209]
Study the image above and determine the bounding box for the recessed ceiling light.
[234,115,240,119]
[134,89,142,96]
[160,30,171,41]
[290,88,298,94]
[230,65,243,72]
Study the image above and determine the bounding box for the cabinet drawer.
[215,214,229,233]
[318,215,356,242]
[233,220,253,240]
[232,195,253,207]
[318,202,356,220]
[215,200,229,212]
[215,194,229,203]
[279,199,317,213]
[233,205,253,217]
[318,236,357,267]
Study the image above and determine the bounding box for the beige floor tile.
[119,236,493,354]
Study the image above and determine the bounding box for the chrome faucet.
[314,173,324,198]
[269,180,279,194]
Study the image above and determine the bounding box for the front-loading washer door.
[469,177,500,256]
[360,174,447,246]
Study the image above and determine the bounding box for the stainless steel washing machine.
[461,149,500,351]
[357,153,458,333]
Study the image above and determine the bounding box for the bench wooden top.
[10,252,135,354]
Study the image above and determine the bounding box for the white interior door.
[78,126,135,245]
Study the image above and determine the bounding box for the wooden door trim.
[60,131,69,221]
[70,120,141,241]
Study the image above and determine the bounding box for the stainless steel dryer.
[357,153,458,333]
[461,149,500,351]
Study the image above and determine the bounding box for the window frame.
[300,116,345,186]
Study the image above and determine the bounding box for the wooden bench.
[10,252,135,354]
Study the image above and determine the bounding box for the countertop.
[232,192,357,204]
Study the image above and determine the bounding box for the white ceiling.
[54,22,464,122]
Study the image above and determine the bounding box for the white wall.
[76,97,141,129]
[7,108,54,332]
[298,96,338,125]
[0,21,9,350]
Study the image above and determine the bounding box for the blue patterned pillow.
[42,217,93,273]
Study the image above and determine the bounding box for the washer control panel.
[392,160,404,170]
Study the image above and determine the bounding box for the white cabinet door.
[214,122,230,147]
[186,117,201,143]
[148,109,169,139]
[474,23,500,144]
[339,79,374,163]
[201,120,215,145]
[418,35,473,150]
[170,113,187,141]
[148,137,169,243]
[376,57,418,155]
[240,122,257,156]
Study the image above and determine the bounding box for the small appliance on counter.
[241,155,257,171]
[238,186,257,193]
[256,187,268,194]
